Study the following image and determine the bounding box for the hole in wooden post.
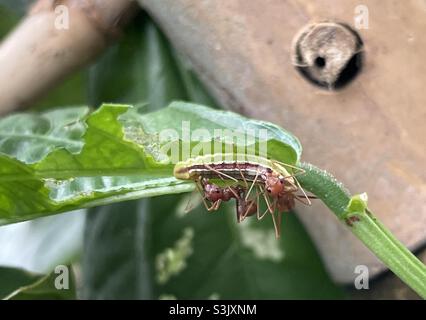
[292,22,364,90]
[314,56,326,68]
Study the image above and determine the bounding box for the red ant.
[257,169,316,237]
[233,165,314,238]
[187,161,315,238]
[195,177,257,223]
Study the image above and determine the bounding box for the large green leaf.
[148,195,342,299]
[82,201,152,299]
[0,106,88,163]
[0,266,41,298]
[0,100,301,224]
[0,104,189,224]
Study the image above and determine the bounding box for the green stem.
[297,162,426,299]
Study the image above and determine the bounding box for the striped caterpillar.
[174,154,312,237]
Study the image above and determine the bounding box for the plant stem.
[297,162,426,299]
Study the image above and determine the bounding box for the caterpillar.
[174,153,312,237]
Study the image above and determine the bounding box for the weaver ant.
[195,177,257,223]
[177,154,315,238]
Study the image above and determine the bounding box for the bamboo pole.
[0,0,138,114]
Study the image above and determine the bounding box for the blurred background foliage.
[0,3,344,299]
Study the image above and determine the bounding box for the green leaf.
[0,104,195,224]
[87,14,187,110]
[0,97,301,224]
[0,266,41,298]
[33,73,88,112]
[82,201,152,299]
[0,106,88,163]
[2,266,76,300]
[148,195,343,299]
[0,5,19,39]
[345,193,368,214]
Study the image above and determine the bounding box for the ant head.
[265,175,284,196]
[204,183,223,202]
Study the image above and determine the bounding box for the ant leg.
[205,199,222,212]
[271,161,308,192]
[195,179,212,211]
[270,160,306,175]
[259,184,274,214]
[184,186,199,213]
[276,212,282,238]
[259,208,270,220]
[281,175,299,191]
[293,177,312,205]
[269,199,281,238]
[257,187,273,220]
[228,186,240,199]
[241,187,261,221]
[195,179,219,211]
[241,197,257,221]
[294,195,313,206]
[236,201,241,223]
[204,198,219,212]
[295,194,317,200]
[305,195,318,199]
[204,164,238,182]
[255,189,260,219]
[255,187,267,220]
[210,199,222,211]
[245,169,260,201]
[236,164,249,189]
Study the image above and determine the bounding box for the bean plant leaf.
[0,105,182,224]
[0,101,301,224]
